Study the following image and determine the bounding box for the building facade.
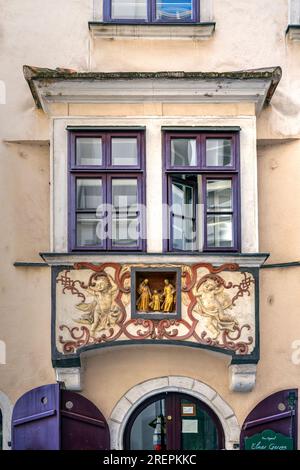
[1,0,300,450]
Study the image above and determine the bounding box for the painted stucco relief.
[55,262,256,358]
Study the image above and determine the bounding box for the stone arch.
[0,391,13,450]
[109,376,240,450]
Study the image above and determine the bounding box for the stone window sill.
[286,24,300,40]
[88,22,216,40]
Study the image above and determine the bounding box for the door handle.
[167,415,172,421]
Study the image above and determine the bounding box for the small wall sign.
[244,429,294,450]
[182,419,198,434]
[181,403,196,417]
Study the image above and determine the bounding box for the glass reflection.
[207,214,233,247]
[76,138,102,166]
[111,0,147,20]
[76,179,102,210]
[206,139,232,167]
[171,139,197,167]
[112,137,138,166]
[112,178,138,246]
[156,1,193,21]
[130,398,166,450]
[206,180,232,212]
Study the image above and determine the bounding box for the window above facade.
[90,0,215,39]
[163,131,240,252]
[104,0,199,23]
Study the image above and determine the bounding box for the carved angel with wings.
[75,272,120,335]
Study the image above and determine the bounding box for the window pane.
[130,398,166,450]
[171,139,197,167]
[76,138,102,166]
[112,179,138,246]
[112,137,138,166]
[206,139,232,167]
[76,179,102,210]
[207,214,233,247]
[171,180,196,250]
[111,0,147,20]
[206,180,232,212]
[156,0,193,20]
[77,213,103,246]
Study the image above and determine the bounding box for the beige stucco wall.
[0,0,300,448]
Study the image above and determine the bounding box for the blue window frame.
[104,1,199,24]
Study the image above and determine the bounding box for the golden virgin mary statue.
[136,279,152,312]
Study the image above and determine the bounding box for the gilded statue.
[75,273,120,335]
[136,279,152,312]
[161,279,176,313]
[194,277,238,339]
[149,289,162,312]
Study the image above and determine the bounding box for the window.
[163,131,240,252]
[69,130,145,251]
[104,0,199,23]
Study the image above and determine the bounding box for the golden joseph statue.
[162,279,175,312]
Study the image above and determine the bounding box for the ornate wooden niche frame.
[131,267,182,320]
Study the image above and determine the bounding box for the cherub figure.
[75,272,120,335]
[194,276,238,339]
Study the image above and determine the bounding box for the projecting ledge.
[229,364,257,393]
[89,22,216,40]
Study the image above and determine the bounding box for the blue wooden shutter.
[240,389,298,450]
[12,384,60,450]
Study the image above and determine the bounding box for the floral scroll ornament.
[58,263,255,355]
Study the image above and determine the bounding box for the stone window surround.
[52,116,258,255]
[108,376,241,450]
[0,391,13,450]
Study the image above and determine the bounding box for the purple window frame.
[103,0,199,24]
[162,131,241,253]
[68,130,146,252]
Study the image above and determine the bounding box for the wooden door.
[240,389,298,450]
[12,384,110,450]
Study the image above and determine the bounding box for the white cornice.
[40,252,269,268]
[23,66,282,117]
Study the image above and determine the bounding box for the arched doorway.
[124,392,225,450]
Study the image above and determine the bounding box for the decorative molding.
[42,252,269,268]
[0,391,13,450]
[229,363,257,392]
[23,66,282,116]
[53,262,259,365]
[108,376,240,449]
[55,367,82,391]
[89,22,215,40]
